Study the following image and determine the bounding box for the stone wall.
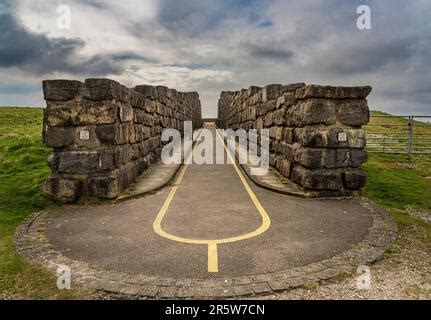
[216,84,371,197]
[42,78,202,202]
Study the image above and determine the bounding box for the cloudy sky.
[0,0,430,117]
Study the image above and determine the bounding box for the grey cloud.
[80,0,108,10]
[0,83,41,94]
[243,42,295,61]
[322,36,421,75]
[156,0,269,37]
[0,12,124,76]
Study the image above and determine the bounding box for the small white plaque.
[338,132,347,142]
[79,130,90,141]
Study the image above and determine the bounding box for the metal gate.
[366,115,431,154]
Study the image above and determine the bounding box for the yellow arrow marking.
[153,130,271,272]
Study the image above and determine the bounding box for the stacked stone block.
[43,78,202,203]
[217,84,371,197]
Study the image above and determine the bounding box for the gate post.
[408,115,413,155]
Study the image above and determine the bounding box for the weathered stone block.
[283,128,294,144]
[156,101,165,115]
[149,136,161,150]
[127,124,137,143]
[137,156,151,173]
[99,149,119,171]
[265,113,274,127]
[269,154,277,167]
[279,142,295,160]
[273,109,285,125]
[96,124,128,145]
[130,144,140,160]
[44,102,72,127]
[58,151,100,173]
[117,145,132,164]
[146,100,156,113]
[117,163,138,190]
[276,95,286,109]
[269,127,277,139]
[80,101,119,124]
[323,149,349,168]
[275,127,284,140]
[157,86,169,104]
[344,168,367,190]
[278,159,292,178]
[247,86,260,97]
[281,83,306,94]
[264,100,277,113]
[43,175,82,203]
[287,99,336,126]
[60,179,83,203]
[135,85,157,99]
[283,92,298,108]
[44,127,74,147]
[88,174,121,199]
[295,148,323,168]
[143,126,151,140]
[129,90,144,108]
[295,85,372,99]
[45,100,118,126]
[120,104,134,122]
[291,166,343,190]
[84,78,129,102]
[43,175,58,199]
[134,125,143,142]
[349,149,368,167]
[256,117,264,130]
[256,103,266,117]
[262,84,282,102]
[138,140,150,157]
[272,140,279,153]
[295,128,325,147]
[43,80,82,101]
[143,113,155,126]
[47,153,59,171]
[337,100,369,126]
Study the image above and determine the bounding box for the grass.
[363,153,431,245]
[0,107,91,299]
[364,112,431,215]
[0,106,429,299]
[363,153,431,210]
[364,115,431,256]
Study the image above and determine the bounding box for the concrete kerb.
[232,144,361,200]
[14,197,397,299]
[115,161,182,203]
[239,161,308,198]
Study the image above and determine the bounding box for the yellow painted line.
[207,243,218,273]
[152,130,271,272]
